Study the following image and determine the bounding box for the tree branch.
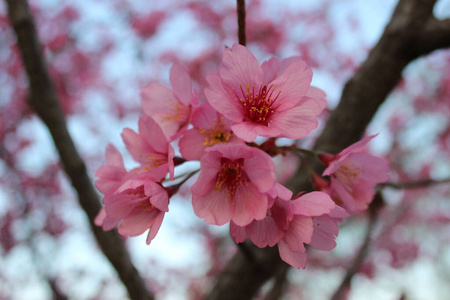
[237,0,246,46]
[330,193,383,300]
[263,265,289,300]
[381,178,450,189]
[206,0,450,299]
[4,1,153,299]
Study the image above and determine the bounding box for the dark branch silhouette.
[4,0,154,299]
[382,178,450,189]
[237,0,246,46]
[330,193,384,300]
[206,0,450,299]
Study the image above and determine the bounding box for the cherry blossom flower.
[141,62,197,140]
[121,115,174,180]
[205,43,323,142]
[230,187,348,269]
[230,183,293,247]
[191,144,276,226]
[95,143,127,195]
[102,174,169,244]
[94,144,127,230]
[179,103,243,160]
[320,135,390,213]
[277,192,348,269]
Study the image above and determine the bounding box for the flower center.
[199,117,232,146]
[137,153,167,171]
[233,84,281,125]
[215,157,248,198]
[126,186,156,216]
[138,200,155,215]
[335,161,363,186]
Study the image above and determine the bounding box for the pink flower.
[320,135,390,213]
[230,183,294,247]
[94,207,120,231]
[102,174,169,244]
[95,144,127,195]
[191,144,276,226]
[179,103,243,160]
[141,62,197,140]
[205,44,323,142]
[121,115,174,180]
[277,192,348,269]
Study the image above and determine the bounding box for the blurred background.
[1,0,450,299]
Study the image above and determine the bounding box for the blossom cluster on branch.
[95,43,390,268]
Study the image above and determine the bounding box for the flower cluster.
[95,44,390,268]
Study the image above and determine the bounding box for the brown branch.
[206,0,450,299]
[237,0,246,46]
[263,265,289,300]
[381,178,450,189]
[330,193,383,300]
[4,1,153,299]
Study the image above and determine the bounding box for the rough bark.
[4,1,154,299]
[205,0,450,299]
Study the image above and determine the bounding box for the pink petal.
[232,184,268,226]
[306,86,327,110]
[145,181,169,212]
[329,205,349,219]
[94,208,107,226]
[308,215,339,251]
[282,216,313,252]
[116,177,147,193]
[141,82,174,116]
[208,143,254,160]
[291,191,335,217]
[347,153,390,183]
[95,165,127,194]
[278,240,308,269]
[191,151,222,197]
[121,128,150,163]
[141,82,190,139]
[138,115,168,154]
[261,57,280,84]
[267,183,293,200]
[205,74,244,123]
[272,197,294,230]
[170,62,192,106]
[246,215,285,247]
[118,208,160,236]
[192,190,234,225]
[104,193,136,219]
[95,208,120,231]
[243,149,276,193]
[269,59,312,110]
[270,98,321,140]
[146,211,165,244]
[338,134,378,161]
[231,122,280,142]
[105,144,125,168]
[331,177,362,212]
[220,44,264,94]
[230,222,248,243]
[179,128,209,161]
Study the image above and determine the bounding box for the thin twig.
[330,193,383,300]
[4,1,153,299]
[236,0,246,46]
[381,178,450,189]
